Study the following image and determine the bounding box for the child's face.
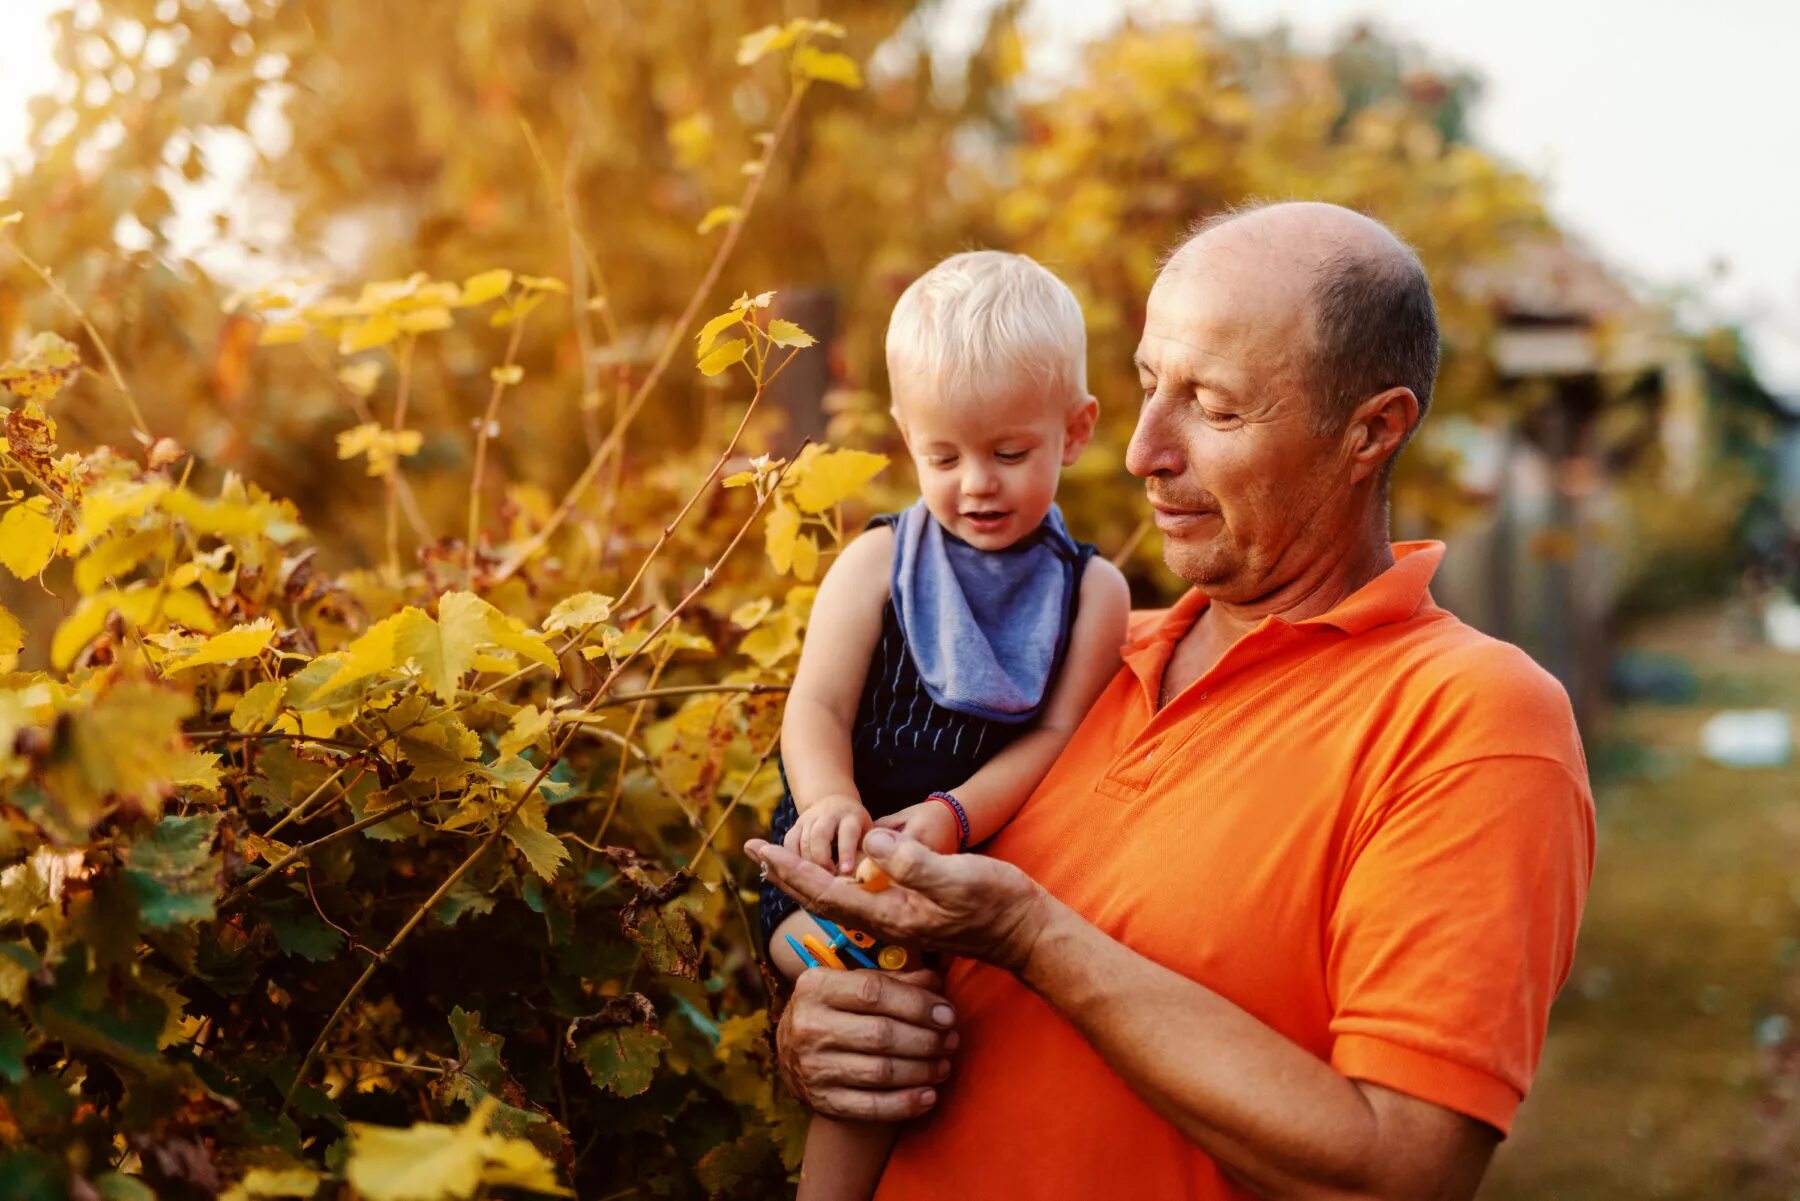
[890,364,1099,551]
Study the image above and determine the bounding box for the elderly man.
[747,201,1594,1200]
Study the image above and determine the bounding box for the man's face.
[1126,254,1353,600]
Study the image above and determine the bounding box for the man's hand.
[777,967,959,1121]
[785,793,873,876]
[873,800,961,855]
[748,828,1052,971]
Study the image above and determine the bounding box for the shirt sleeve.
[1325,754,1595,1134]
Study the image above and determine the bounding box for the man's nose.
[1125,397,1183,479]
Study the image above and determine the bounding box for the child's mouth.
[962,510,1010,531]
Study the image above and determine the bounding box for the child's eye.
[995,450,1028,464]
[925,455,957,469]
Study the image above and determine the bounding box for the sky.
[1,0,1797,400]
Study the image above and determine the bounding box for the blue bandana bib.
[888,500,1084,724]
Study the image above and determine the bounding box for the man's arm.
[750,833,1494,1201]
[1019,891,1498,1201]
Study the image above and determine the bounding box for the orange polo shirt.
[875,541,1595,1200]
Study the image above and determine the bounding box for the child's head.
[886,250,1098,550]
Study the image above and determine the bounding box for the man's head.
[887,251,1099,550]
[1127,202,1437,598]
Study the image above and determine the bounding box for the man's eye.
[1202,408,1241,426]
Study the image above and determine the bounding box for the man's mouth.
[1148,499,1221,532]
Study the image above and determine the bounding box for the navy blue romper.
[759,512,1097,939]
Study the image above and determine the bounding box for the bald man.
[749,202,1595,1201]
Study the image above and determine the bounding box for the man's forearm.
[1018,897,1490,1201]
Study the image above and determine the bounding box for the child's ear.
[1061,395,1099,466]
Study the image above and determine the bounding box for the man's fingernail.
[919,1088,937,1107]
[931,1004,954,1026]
[935,1059,951,1079]
[865,829,897,855]
[945,1031,960,1051]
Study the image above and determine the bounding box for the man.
[747,201,1595,1200]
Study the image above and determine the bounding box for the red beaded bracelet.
[927,791,970,852]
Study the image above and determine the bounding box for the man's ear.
[1062,395,1100,466]
[1345,387,1419,485]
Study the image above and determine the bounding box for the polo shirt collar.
[1122,540,1446,661]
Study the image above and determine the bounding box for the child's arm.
[780,526,895,874]
[878,556,1132,853]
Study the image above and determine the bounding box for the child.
[760,250,1132,1200]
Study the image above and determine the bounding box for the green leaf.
[0,1007,28,1082]
[695,1130,784,1197]
[0,1150,65,1201]
[434,878,496,927]
[269,911,345,962]
[448,1007,508,1093]
[94,1174,160,1201]
[567,994,668,1098]
[125,812,222,929]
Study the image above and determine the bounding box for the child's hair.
[886,250,1087,407]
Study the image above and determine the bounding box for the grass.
[1481,609,1800,1200]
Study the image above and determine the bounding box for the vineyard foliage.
[0,2,1557,1197]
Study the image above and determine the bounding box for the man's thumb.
[861,827,937,887]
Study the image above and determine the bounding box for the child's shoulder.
[818,523,896,601]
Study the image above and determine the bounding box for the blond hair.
[885,250,1087,406]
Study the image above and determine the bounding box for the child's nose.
[961,465,999,496]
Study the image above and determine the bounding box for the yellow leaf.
[504,816,568,883]
[0,601,21,664]
[737,23,797,65]
[339,312,400,354]
[458,269,513,306]
[346,1098,570,1201]
[257,320,309,346]
[490,365,523,385]
[75,529,166,595]
[695,310,743,358]
[518,275,568,294]
[497,705,552,757]
[731,290,777,312]
[543,591,614,634]
[792,46,863,89]
[338,360,383,397]
[312,609,412,699]
[789,447,889,513]
[729,598,772,629]
[39,676,196,832]
[165,618,278,673]
[0,498,58,579]
[668,113,713,169]
[764,501,800,574]
[490,293,545,327]
[169,748,223,789]
[394,602,484,704]
[766,318,816,349]
[792,533,820,582]
[0,211,20,227]
[394,306,454,334]
[740,607,802,667]
[696,205,742,235]
[51,587,217,671]
[230,679,287,732]
[697,338,748,378]
[220,1165,321,1201]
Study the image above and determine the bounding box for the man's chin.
[1159,538,1235,591]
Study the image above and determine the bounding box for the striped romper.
[759,511,1096,939]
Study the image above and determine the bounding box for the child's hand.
[784,794,873,875]
[874,800,962,856]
